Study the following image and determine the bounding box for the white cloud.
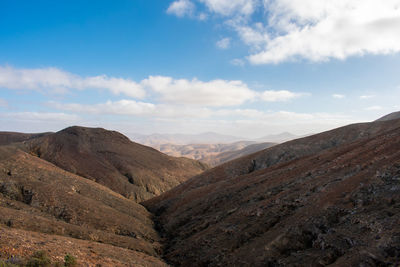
[2,112,80,122]
[332,94,345,99]
[198,13,208,20]
[365,105,383,111]
[141,76,256,106]
[49,100,156,116]
[0,66,308,107]
[260,90,306,102]
[0,66,145,98]
[167,0,195,17]
[170,0,400,64]
[216,37,231,49]
[249,0,400,64]
[50,100,215,119]
[230,58,245,66]
[199,0,257,16]
[360,95,375,99]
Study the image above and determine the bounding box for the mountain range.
[130,131,302,167]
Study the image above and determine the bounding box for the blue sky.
[1,0,400,138]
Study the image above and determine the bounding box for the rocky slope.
[23,126,208,202]
[376,111,400,122]
[0,132,51,146]
[144,118,400,266]
[0,145,167,266]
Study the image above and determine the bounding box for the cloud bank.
[0,66,306,107]
[0,66,145,98]
[167,0,400,64]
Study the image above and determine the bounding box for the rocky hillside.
[23,126,207,202]
[376,111,400,122]
[0,145,167,266]
[144,118,400,266]
[0,132,51,146]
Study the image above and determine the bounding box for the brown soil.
[22,126,208,202]
[144,119,400,266]
[0,145,167,266]
[0,132,51,146]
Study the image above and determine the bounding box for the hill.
[0,132,51,146]
[22,126,207,202]
[375,110,400,122]
[0,145,167,266]
[144,118,400,266]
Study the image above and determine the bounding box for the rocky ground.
[0,145,167,266]
[144,118,400,266]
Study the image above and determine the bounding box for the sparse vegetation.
[26,251,51,267]
[1,253,77,267]
[63,254,77,267]
[0,260,19,267]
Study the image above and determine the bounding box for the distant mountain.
[157,140,254,159]
[22,126,207,202]
[155,141,275,167]
[375,110,400,122]
[257,131,300,143]
[129,132,244,146]
[202,142,276,166]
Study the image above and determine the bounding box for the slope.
[23,126,208,202]
[144,118,400,266]
[0,132,51,146]
[0,145,167,266]
[376,110,400,122]
[202,142,276,166]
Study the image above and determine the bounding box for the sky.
[1,0,400,139]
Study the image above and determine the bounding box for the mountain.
[157,141,258,163]
[0,145,166,266]
[144,118,400,266]
[22,126,208,202]
[153,141,276,167]
[201,142,276,166]
[130,132,244,146]
[257,132,302,143]
[0,132,52,146]
[375,110,400,122]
